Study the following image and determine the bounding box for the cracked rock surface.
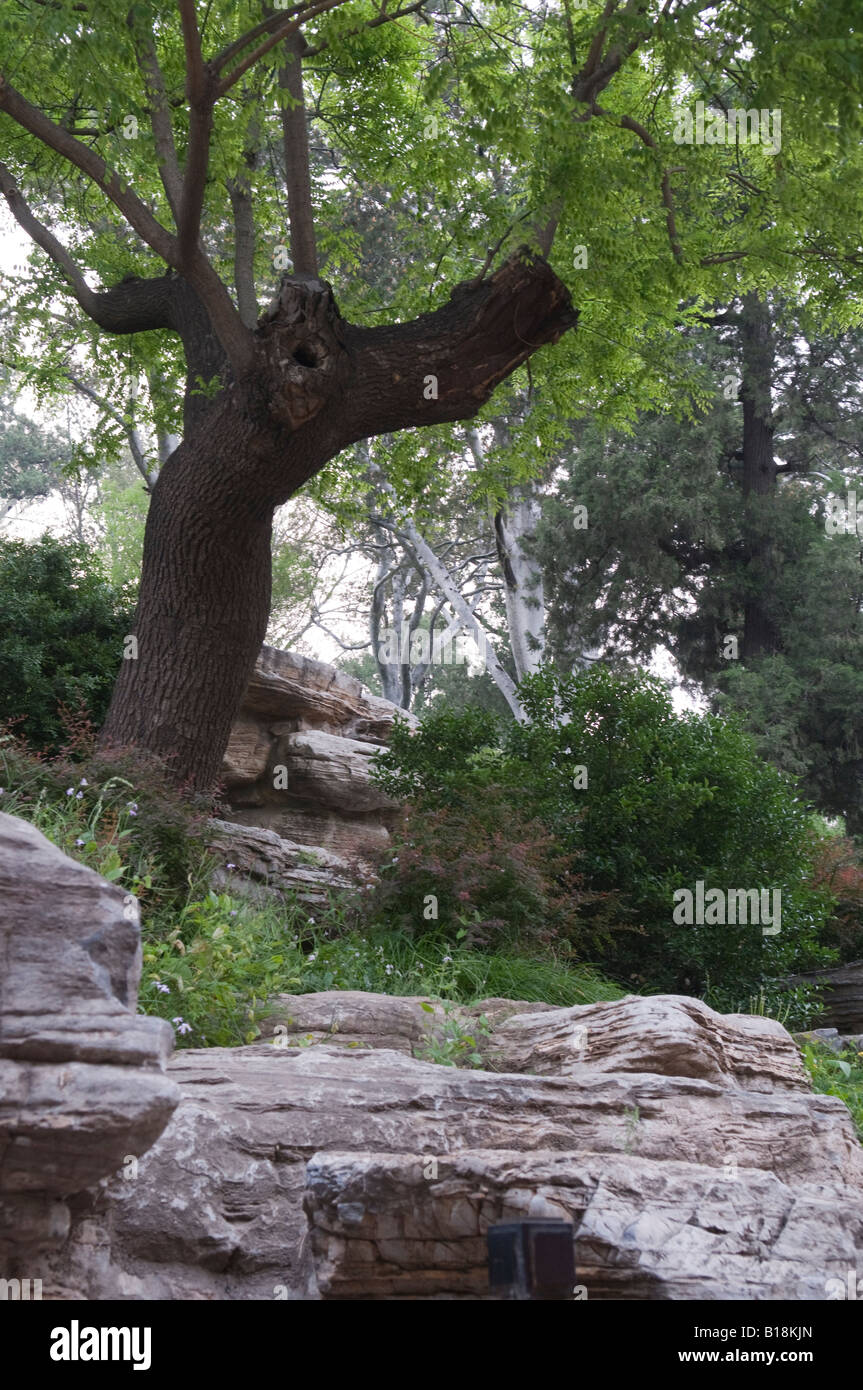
[26,988,863,1300]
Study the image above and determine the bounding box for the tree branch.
[595,105,682,262]
[66,370,159,489]
[228,159,259,328]
[131,21,184,223]
[0,75,179,265]
[279,34,318,276]
[215,0,351,99]
[177,0,212,263]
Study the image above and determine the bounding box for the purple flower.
[75,837,85,847]
[66,787,74,797]
[229,910,238,917]
[79,777,88,786]
[75,791,83,800]
[154,982,169,994]
[176,1021,192,1035]
[127,802,138,816]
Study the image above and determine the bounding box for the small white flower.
[66,787,74,796]
[127,802,138,816]
[75,837,85,847]
[384,964,394,975]
[307,953,316,963]
[226,862,236,870]
[79,777,88,786]
[176,1021,192,1035]
[442,956,452,964]
[154,982,170,994]
[75,791,83,800]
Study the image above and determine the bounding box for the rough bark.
[99,251,575,786]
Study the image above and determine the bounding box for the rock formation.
[221,646,409,855]
[0,813,179,1272]
[3,808,862,1302]
[212,647,413,898]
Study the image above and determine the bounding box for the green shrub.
[0,734,214,919]
[1,736,624,1046]
[802,1041,863,1142]
[372,664,836,1007]
[0,536,133,749]
[361,784,621,953]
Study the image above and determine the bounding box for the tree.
[2,0,862,787]
[0,536,133,749]
[536,312,863,832]
[0,376,70,524]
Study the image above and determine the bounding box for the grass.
[0,739,625,1049]
[801,1041,863,1142]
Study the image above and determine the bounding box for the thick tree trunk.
[740,292,780,662]
[98,404,277,790]
[99,250,575,787]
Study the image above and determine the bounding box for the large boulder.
[0,813,179,1265]
[32,990,863,1300]
[218,646,412,869]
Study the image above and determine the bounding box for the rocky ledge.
[219,646,411,863]
[3,815,862,1301]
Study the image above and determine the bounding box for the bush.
[808,829,863,962]
[0,733,625,1043]
[361,784,620,953]
[372,664,836,1009]
[802,1040,863,1143]
[0,535,133,749]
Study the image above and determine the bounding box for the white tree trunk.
[494,490,546,681]
[365,457,525,719]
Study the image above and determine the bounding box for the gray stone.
[31,993,863,1299]
[0,813,179,1261]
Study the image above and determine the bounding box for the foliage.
[535,315,863,837]
[373,666,837,1003]
[360,783,619,953]
[802,1041,863,1143]
[0,375,71,509]
[415,1001,490,1069]
[0,536,133,749]
[0,733,216,915]
[1,735,624,1046]
[807,831,863,962]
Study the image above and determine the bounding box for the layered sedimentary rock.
[29,990,863,1301]
[5,815,862,1301]
[216,647,412,879]
[0,813,179,1267]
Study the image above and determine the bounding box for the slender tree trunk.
[493,488,546,680]
[740,292,780,661]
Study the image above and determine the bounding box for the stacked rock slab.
[34,986,863,1301]
[213,647,413,894]
[0,813,179,1278]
